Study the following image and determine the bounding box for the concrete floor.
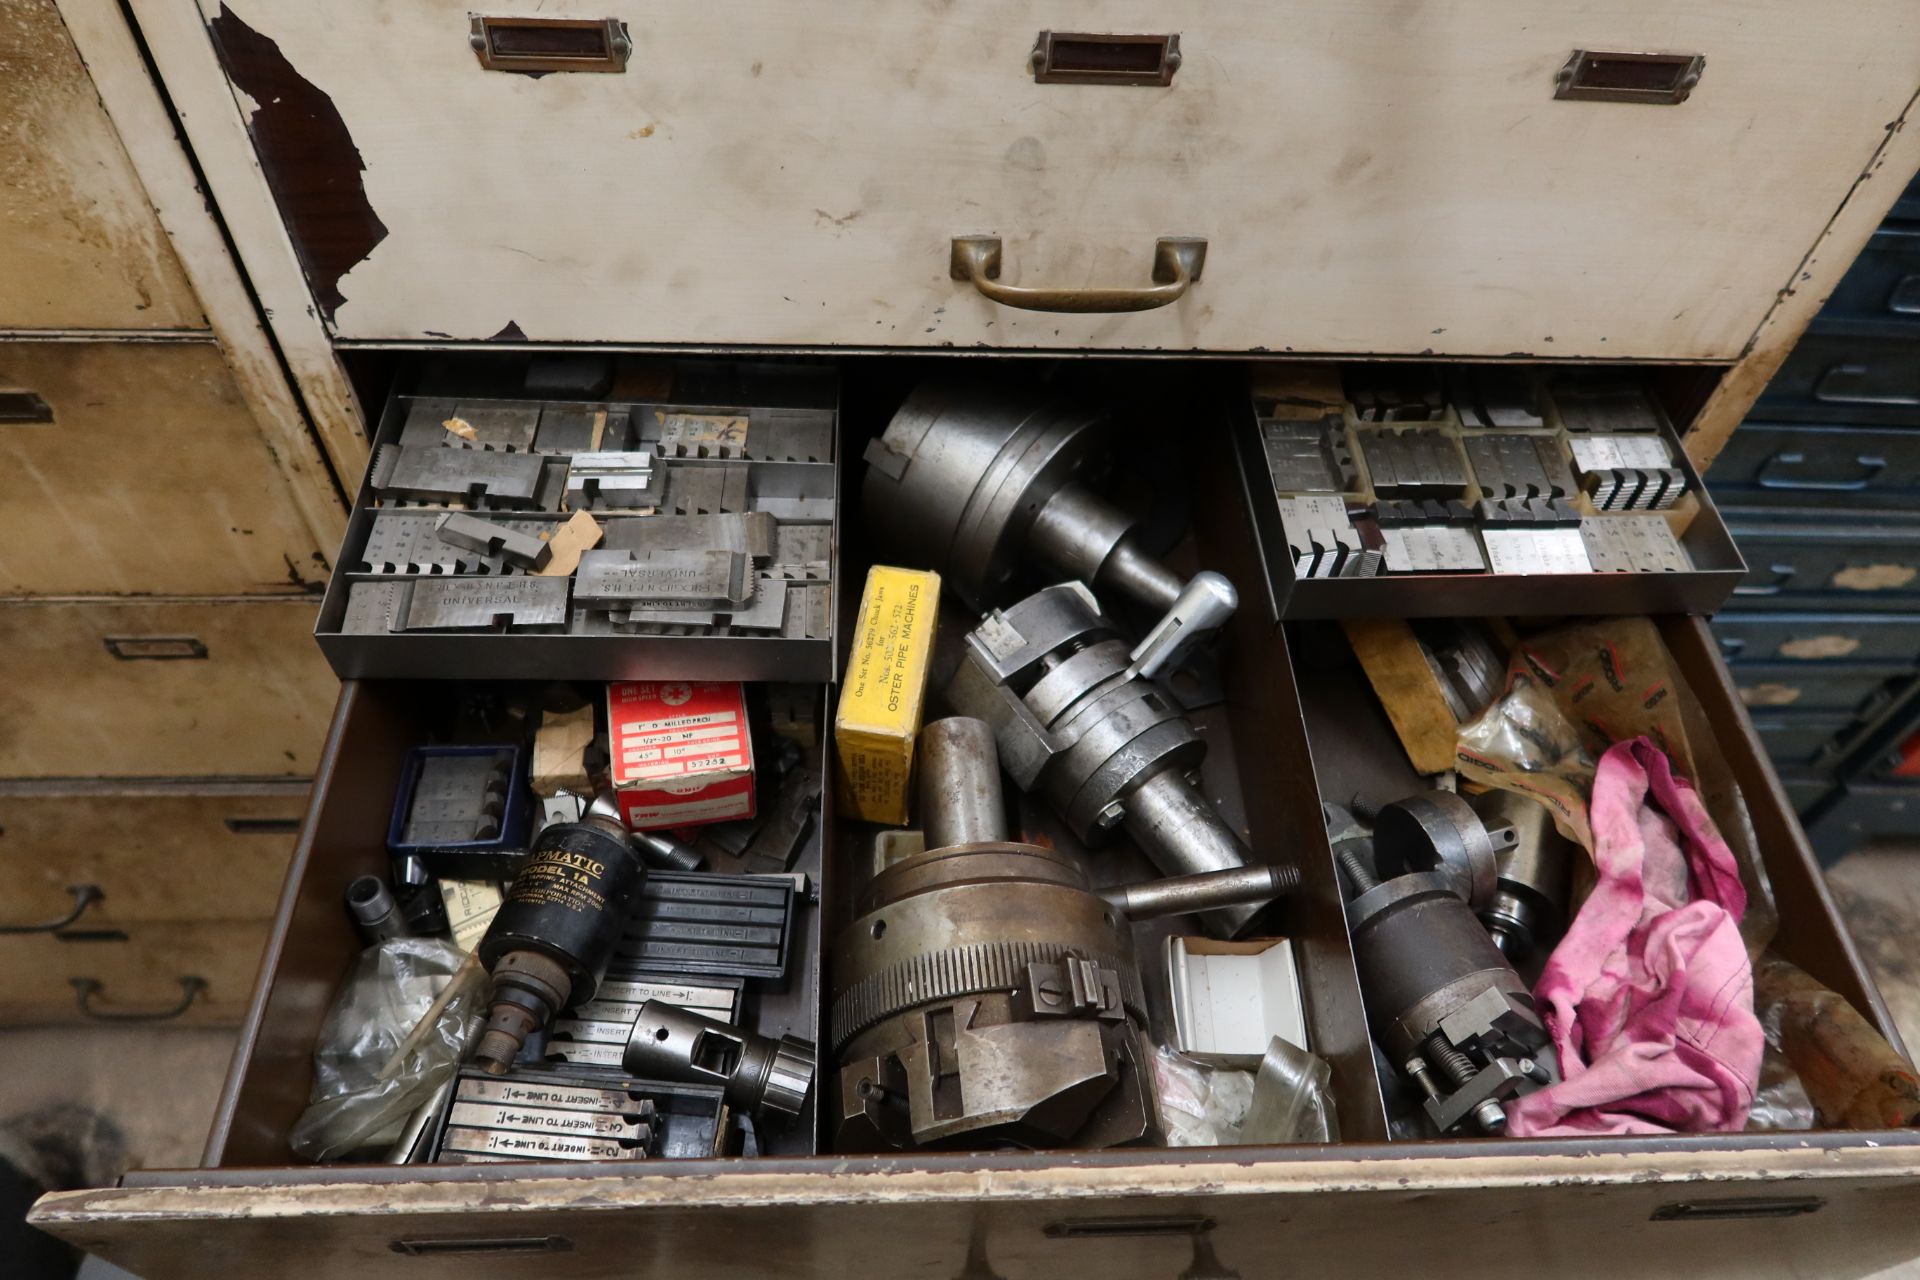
[6,847,1920,1276]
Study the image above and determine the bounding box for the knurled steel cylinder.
[831,843,1146,1054]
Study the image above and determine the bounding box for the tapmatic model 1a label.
[504,840,614,917]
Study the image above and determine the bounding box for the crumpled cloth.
[1506,737,1761,1136]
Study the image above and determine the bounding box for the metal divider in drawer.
[1713,610,1920,664]
[1708,423,1920,508]
[1723,507,1920,608]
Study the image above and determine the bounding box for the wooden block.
[1341,617,1463,776]
[531,704,596,795]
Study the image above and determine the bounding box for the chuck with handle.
[945,574,1294,937]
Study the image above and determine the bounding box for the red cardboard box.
[607,681,755,829]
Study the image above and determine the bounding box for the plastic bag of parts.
[1746,1042,1818,1132]
[1155,1047,1255,1147]
[1154,1042,1337,1147]
[289,936,481,1162]
[1753,954,1920,1129]
[1455,617,1779,955]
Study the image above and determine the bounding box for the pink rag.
[1505,737,1761,1137]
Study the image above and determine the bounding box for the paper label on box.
[609,681,755,827]
[442,878,504,953]
[834,566,941,825]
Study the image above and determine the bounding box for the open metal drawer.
[33,406,1920,1278]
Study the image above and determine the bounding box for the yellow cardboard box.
[834,565,941,823]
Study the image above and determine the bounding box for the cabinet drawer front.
[1822,225,1920,335]
[1730,660,1911,717]
[0,779,307,927]
[1714,611,1920,665]
[1709,424,1920,509]
[36,1152,1920,1280]
[0,920,268,1027]
[0,598,337,777]
[1757,333,1920,428]
[201,0,1920,357]
[0,0,207,330]
[0,342,335,595]
[1723,509,1920,608]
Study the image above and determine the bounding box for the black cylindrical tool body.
[479,815,647,1006]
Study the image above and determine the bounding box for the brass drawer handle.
[470,16,630,73]
[391,1235,574,1256]
[70,975,206,1023]
[0,884,103,935]
[1651,1196,1824,1221]
[950,236,1206,314]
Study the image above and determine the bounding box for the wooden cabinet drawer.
[0,919,269,1027]
[0,341,334,595]
[200,0,1920,358]
[0,0,206,331]
[0,597,337,778]
[0,779,307,929]
[31,408,1920,1277]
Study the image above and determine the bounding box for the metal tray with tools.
[1234,367,1747,619]
[314,359,840,681]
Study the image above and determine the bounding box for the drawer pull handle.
[470,17,629,73]
[1889,273,1920,316]
[103,635,208,661]
[71,975,206,1023]
[1755,450,1888,492]
[1813,363,1920,408]
[391,1235,574,1256]
[1044,1216,1215,1239]
[0,884,102,935]
[1734,563,1797,596]
[1652,1196,1824,1222]
[1555,50,1704,105]
[224,816,303,836]
[1030,31,1182,86]
[0,388,53,424]
[950,236,1206,314]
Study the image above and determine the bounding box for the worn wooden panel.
[0,919,268,1027]
[112,0,374,487]
[0,597,337,778]
[197,0,1920,358]
[0,0,205,330]
[0,342,335,594]
[0,779,308,926]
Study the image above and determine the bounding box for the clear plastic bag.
[1455,618,1780,954]
[1154,1047,1255,1147]
[289,936,483,1163]
[1154,1041,1337,1147]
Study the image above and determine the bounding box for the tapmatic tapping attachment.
[472,791,648,1074]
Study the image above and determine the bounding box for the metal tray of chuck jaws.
[314,358,841,681]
